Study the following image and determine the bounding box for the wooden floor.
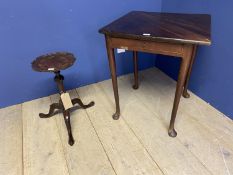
[1,68,233,175]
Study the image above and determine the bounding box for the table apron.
[108,37,185,57]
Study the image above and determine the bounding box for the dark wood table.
[99,11,211,137]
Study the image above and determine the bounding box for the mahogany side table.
[99,11,211,137]
[32,52,95,146]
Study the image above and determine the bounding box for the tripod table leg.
[39,103,63,118]
[71,98,95,109]
[63,110,75,146]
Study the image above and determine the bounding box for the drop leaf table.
[99,11,211,137]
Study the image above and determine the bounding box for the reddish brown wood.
[183,45,198,98]
[105,36,120,120]
[100,11,211,137]
[32,52,94,146]
[99,11,211,45]
[109,37,183,57]
[32,52,76,72]
[133,51,139,89]
[168,45,193,137]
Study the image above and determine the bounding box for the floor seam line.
[99,72,214,175]
[142,69,233,150]
[122,116,165,175]
[98,83,165,175]
[136,93,215,175]
[75,88,118,175]
[49,96,71,175]
[135,70,224,174]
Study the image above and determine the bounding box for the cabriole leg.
[183,45,197,98]
[105,36,120,120]
[71,98,95,109]
[168,45,193,137]
[63,110,75,146]
[39,103,63,118]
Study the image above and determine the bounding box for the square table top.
[99,11,211,45]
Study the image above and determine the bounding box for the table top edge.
[99,32,211,46]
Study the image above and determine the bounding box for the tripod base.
[39,97,95,146]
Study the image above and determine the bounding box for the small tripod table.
[99,11,211,137]
[32,52,94,146]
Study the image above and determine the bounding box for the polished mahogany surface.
[32,52,76,72]
[99,11,211,45]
